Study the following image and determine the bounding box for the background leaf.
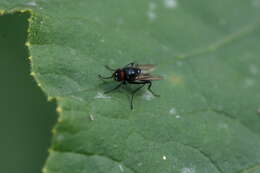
[0,12,56,173]
[1,0,260,172]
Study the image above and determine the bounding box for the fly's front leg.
[104,65,116,71]
[98,74,113,80]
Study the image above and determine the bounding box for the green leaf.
[1,0,260,172]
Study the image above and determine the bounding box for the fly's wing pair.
[136,64,163,81]
[136,64,155,73]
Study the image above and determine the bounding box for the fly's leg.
[130,83,146,110]
[147,81,160,97]
[98,65,115,79]
[104,65,116,71]
[104,82,123,94]
[124,62,138,67]
[98,74,113,80]
[129,80,159,97]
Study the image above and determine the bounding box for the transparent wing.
[136,74,163,81]
[136,64,156,74]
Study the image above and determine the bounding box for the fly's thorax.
[124,67,141,81]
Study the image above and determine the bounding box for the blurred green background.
[0,13,57,173]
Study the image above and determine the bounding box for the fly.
[98,62,163,110]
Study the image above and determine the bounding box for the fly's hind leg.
[147,80,160,97]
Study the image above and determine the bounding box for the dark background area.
[0,13,57,173]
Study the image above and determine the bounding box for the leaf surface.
[1,0,260,172]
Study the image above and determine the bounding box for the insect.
[98,62,163,109]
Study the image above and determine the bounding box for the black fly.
[98,62,163,109]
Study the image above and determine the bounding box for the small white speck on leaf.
[137,162,143,167]
[169,107,181,118]
[113,144,118,148]
[257,108,260,114]
[162,155,167,160]
[118,164,124,172]
[25,1,37,6]
[169,108,177,114]
[142,91,155,101]
[164,0,177,8]
[181,167,195,173]
[147,11,157,20]
[94,92,111,99]
[244,78,255,88]
[218,123,228,129]
[147,2,157,20]
[89,114,95,121]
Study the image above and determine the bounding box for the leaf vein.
[176,21,260,59]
